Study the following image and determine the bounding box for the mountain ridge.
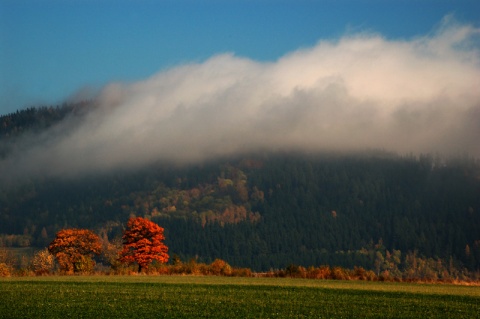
[1,105,479,272]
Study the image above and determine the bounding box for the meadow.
[1,276,479,318]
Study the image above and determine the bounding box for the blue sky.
[1,0,479,115]
[1,0,480,179]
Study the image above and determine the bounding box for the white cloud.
[2,18,479,181]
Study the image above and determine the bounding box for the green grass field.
[1,276,479,318]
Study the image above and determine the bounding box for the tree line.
[1,218,478,283]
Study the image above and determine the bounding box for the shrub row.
[261,264,480,283]
[1,247,479,284]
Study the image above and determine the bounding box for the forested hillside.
[1,105,480,272]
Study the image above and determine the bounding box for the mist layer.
[2,19,479,181]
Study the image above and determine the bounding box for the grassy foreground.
[1,276,479,318]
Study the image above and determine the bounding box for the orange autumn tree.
[119,217,169,272]
[48,228,102,274]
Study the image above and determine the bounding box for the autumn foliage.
[119,217,169,272]
[48,229,102,274]
[32,248,55,275]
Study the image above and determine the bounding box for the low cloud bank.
[2,18,479,181]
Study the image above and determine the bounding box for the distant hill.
[1,105,479,271]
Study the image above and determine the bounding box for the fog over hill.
[1,19,479,182]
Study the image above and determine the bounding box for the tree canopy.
[119,217,169,272]
[48,228,101,274]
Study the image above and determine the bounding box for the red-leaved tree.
[48,228,102,274]
[119,217,169,272]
